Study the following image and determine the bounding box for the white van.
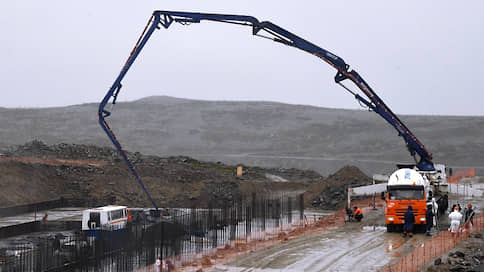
[82,205,128,231]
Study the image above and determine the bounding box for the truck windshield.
[389,189,424,200]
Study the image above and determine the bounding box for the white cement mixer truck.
[384,169,429,232]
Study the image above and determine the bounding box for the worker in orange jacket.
[353,206,363,222]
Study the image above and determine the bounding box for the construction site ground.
[171,188,484,272]
[1,141,484,271]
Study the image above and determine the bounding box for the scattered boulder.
[449,265,465,272]
[454,251,466,258]
[425,229,484,272]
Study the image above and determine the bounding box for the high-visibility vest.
[354,208,362,217]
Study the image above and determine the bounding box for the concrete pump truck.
[98,11,446,227]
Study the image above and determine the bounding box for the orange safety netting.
[447,168,475,183]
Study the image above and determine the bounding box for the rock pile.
[5,140,119,162]
[426,232,484,272]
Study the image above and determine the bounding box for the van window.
[109,209,126,220]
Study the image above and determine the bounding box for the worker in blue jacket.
[403,205,415,237]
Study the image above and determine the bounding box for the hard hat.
[468,204,472,208]
[454,206,459,210]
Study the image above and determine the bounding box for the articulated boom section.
[154,11,435,171]
[99,10,436,209]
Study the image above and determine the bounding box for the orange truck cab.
[385,169,428,232]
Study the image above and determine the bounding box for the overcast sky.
[1,1,483,116]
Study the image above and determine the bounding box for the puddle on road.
[362,225,386,231]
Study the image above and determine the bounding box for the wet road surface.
[208,192,484,272]
[218,226,391,271]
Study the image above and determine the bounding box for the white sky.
[1,1,483,115]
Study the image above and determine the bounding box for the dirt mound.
[306,165,372,209]
[0,160,69,207]
[0,141,374,210]
[326,165,371,184]
[0,141,324,208]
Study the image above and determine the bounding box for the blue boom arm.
[99,11,435,209]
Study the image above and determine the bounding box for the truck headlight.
[387,217,394,221]
[420,217,426,221]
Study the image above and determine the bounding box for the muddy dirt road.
[222,226,390,271]
[210,206,412,271]
[208,190,484,272]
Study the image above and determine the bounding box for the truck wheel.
[416,225,426,233]
[387,225,393,232]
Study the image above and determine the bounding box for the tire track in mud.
[306,228,388,271]
[215,227,390,271]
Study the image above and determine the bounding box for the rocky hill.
[1,96,483,177]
